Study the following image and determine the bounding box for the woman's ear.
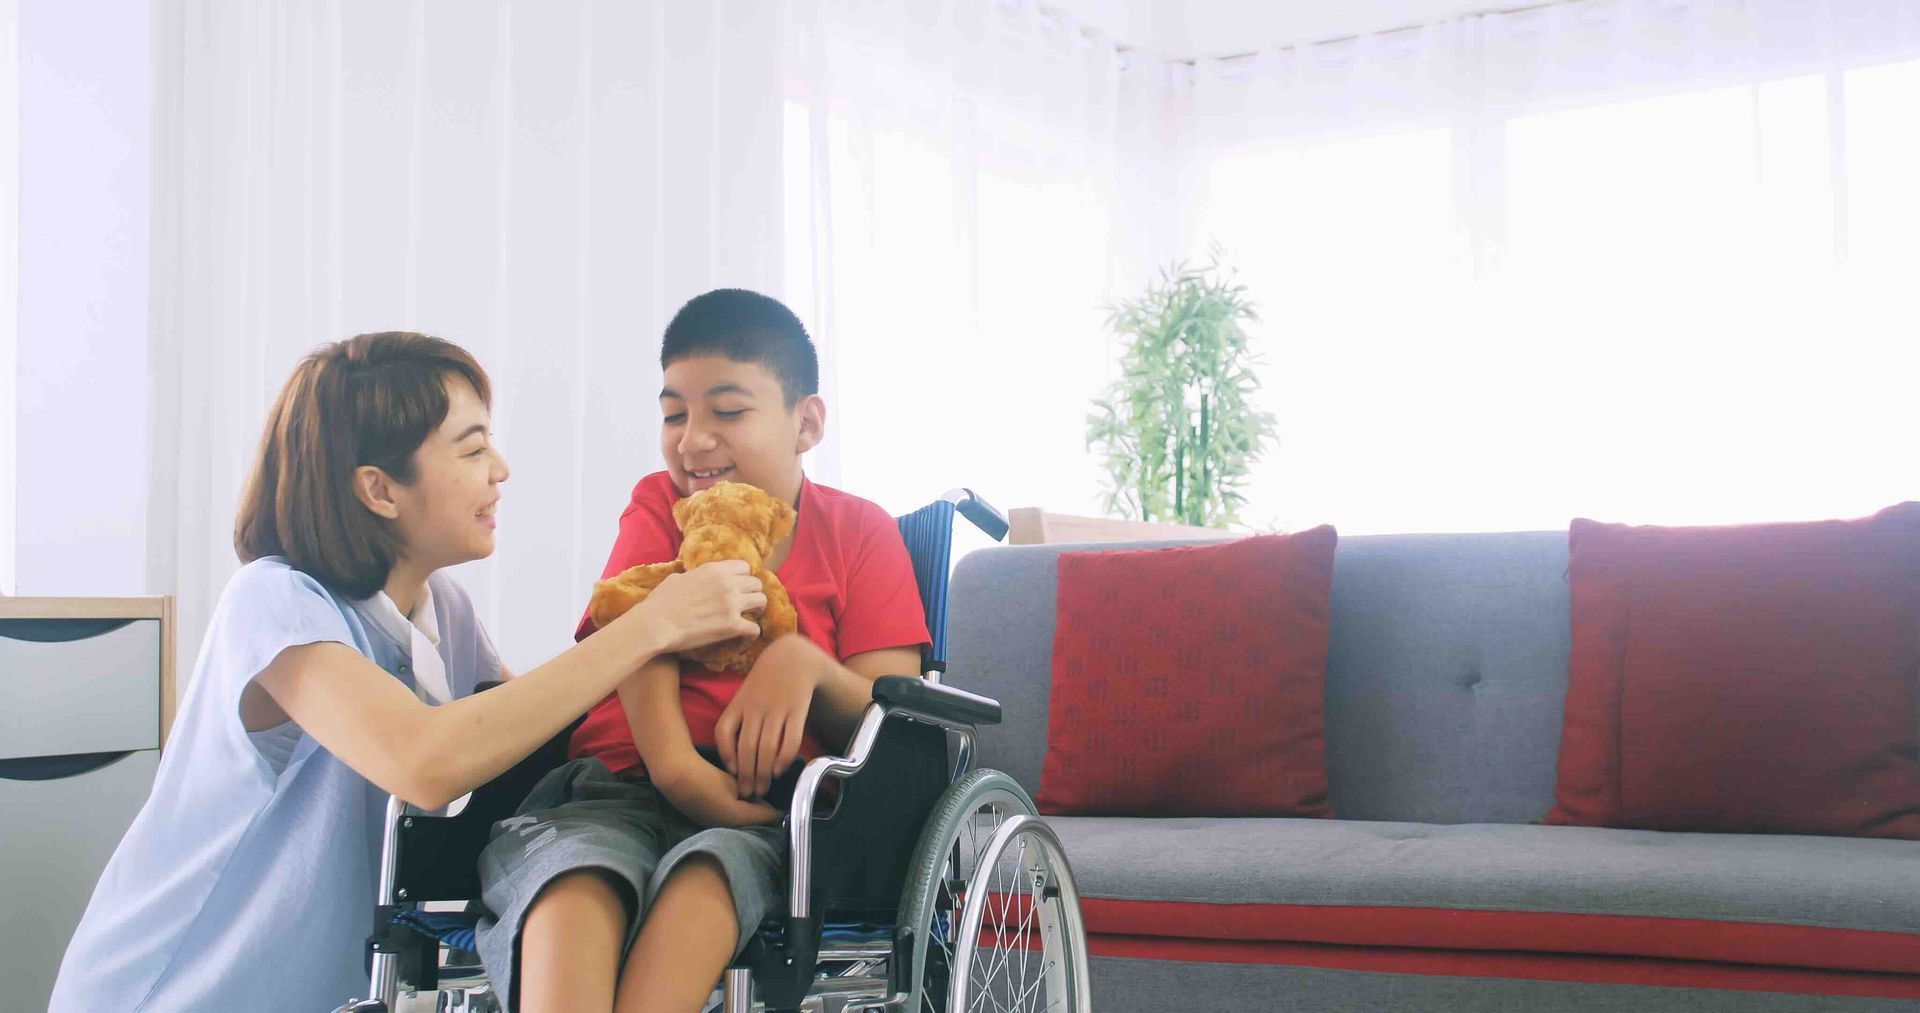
[794,394,826,455]
[353,465,402,520]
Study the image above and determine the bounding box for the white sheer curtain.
[1182,0,1920,534]
[0,0,16,594]
[148,0,1166,676]
[153,0,1919,675]
[781,0,1172,518]
[150,0,790,675]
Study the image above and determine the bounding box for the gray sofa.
[944,531,1920,1012]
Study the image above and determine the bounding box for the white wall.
[13,0,149,596]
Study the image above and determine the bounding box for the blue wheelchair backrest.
[893,489,1008,667]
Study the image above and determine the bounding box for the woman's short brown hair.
[235,332,492,599]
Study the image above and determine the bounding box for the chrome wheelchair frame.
[335,490,1090,1013]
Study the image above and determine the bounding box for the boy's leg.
[613,855,740,1013]
[518,869,629,1013]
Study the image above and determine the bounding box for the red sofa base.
[1082,934,1920,1001]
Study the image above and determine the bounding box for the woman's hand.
[616,560,765,655]
[651,746,783,827]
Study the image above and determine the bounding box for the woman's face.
[387,376,509,571]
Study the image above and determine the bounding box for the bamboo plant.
[1087,254,1277,528]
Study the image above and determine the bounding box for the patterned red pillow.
[1036,529,1338,817]
[1546,503,1920,838]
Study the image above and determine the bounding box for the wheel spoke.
[907,779,1083,1013]
[978,853,1019,990]
[1013,874,1041,1005]
[1013,842,1040,1000]
[1008,956,1053,1010]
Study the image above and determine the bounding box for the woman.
[48,332,765,1012]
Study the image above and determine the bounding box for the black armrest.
[871,675,1001,726]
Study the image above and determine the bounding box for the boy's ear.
[353,465,402,520]
[794,394,826,455]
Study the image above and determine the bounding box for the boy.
[476,289,931,1013]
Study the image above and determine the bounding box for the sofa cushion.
[1548,504,1920,839]
[949,531,1579,824]
[1036,529,1337,817]
[1042,816,1920,975]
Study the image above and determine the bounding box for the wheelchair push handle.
[941,487,1010,542]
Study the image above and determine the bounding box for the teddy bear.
[586,480,798,672]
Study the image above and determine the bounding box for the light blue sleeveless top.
[49,557,499,1012]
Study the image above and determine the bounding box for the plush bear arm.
[585,560,681,630]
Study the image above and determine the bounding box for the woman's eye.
[714,409,745,420]
[663,413,686,425]
[465,447,488,458]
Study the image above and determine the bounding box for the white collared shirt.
[356,583,452,705]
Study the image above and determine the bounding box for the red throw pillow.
[1547,503,1920,839]
[1036,529,1338,817]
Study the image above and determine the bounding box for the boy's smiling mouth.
[689,466,735,480]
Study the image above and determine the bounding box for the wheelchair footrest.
[390,909,481,951]
[820,922,892,945]
[369,905,443,992]
[738,915,821,1011]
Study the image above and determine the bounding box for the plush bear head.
[673,481,797,570]
[585,480,800,673]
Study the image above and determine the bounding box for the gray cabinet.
[0,598,173,1013]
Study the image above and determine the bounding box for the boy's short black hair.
[661,289,820,407]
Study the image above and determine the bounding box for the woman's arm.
[254,561,765,809]
[621,657,780,826]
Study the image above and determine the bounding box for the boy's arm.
[818,645,922,739]
[717,500,930,799]
[715,635,921,799]
[619,656,780,827]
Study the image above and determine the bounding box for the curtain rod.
[1097,0,1570,68]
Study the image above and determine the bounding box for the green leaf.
[1087,249,1279,527]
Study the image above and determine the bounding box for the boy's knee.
[663,854,731,895]
[656,855,739,930]
[530,868,631,923]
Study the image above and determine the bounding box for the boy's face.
[660,355,824,508]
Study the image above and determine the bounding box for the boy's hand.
[651,745,782,827]
[715,634,828,800]
[624,560,766,655]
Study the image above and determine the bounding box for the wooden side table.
[0,595,176,1012]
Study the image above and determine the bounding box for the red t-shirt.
[569,472,931,778]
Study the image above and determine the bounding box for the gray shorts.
[473,758,785,1009]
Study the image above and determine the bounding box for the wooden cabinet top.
[0,597,169,620]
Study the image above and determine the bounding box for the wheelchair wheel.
[896,770,1091,1013]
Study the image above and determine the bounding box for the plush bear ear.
[769,497,797,544]
[672,494,694,531]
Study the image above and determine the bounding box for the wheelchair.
[335,490,1091,1013]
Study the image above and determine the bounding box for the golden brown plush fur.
[586,481,798,671]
